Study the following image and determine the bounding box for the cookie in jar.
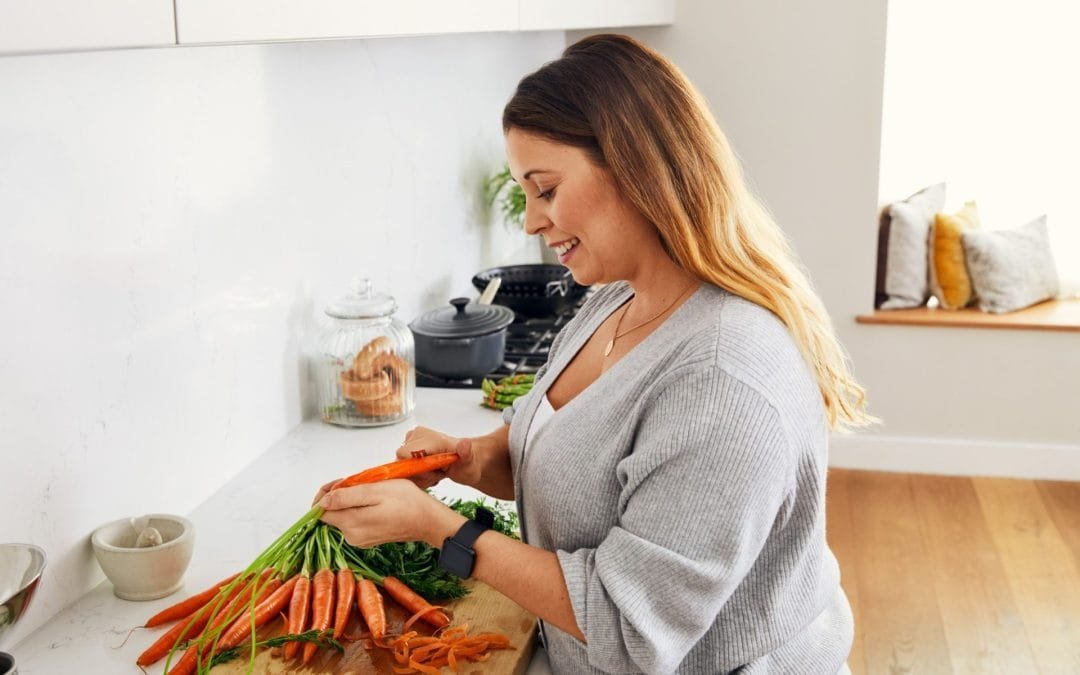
[307,279,415,427]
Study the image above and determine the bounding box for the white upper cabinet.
[176,0,518,45]
[0,0,175,56]
[0,0,674,56]
[519,0,674,32]
[175,0,674,46]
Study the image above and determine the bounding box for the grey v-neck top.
[503,281,852,674]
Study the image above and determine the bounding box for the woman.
[318,34,875,674]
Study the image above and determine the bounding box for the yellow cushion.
[930,201,980,310]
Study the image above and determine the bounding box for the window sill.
[856,298,1080,333]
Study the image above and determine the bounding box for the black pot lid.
[410,298,515,338]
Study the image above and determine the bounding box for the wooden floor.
[826,469,1080,674]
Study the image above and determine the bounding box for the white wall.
[0,31,563,644]
[574,0,1079,476]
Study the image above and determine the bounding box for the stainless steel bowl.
[0,543,46,647]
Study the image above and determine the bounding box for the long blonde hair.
[504,34,876,430]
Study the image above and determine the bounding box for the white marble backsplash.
[0,30,563,646]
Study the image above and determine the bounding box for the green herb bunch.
[444,497,520,539]
[350,539,466,600]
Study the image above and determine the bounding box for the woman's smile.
[551,237,580,262]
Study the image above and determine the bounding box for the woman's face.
[505,128,657,286]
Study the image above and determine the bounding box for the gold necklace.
[603,282,697,357]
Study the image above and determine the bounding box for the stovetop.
[416,293,589,389]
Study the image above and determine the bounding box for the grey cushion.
[875,183,946,309]
[962,215,1060,313]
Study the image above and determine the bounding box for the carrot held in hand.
[330,453,459,491]
[144,572,240,628]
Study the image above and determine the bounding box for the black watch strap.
[475,506,495,529]
[438,507,494,578]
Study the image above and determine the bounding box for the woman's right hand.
[396,426,482,490]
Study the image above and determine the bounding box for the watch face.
[440,538,475,578]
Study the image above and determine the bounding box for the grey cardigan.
[503,281,852,674]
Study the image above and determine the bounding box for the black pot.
[409,298,516,379]
[472,264,589,318]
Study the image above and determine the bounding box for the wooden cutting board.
[210,580,537,674]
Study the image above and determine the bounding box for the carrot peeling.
[386,623,512,674]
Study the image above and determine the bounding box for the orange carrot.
[164,570,280,673]
[382,576,450,629]
[283,536,314,660]
[144,572,240,628]
[333,567,355,639]
[205,569,274,634]
[165,643,199,675]
[166,572,280,675]
[302,567,336,663]
[331,453,459,490]
[216,576,298,651]
[137,604,210,665]
[356,578,386,640]
[137,609,209,666]
[283,573,310,660]
[141,571,254,667]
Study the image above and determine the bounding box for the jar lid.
[325,278,397,319]
[409,298,515,338]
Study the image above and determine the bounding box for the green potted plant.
[484,164,525,228]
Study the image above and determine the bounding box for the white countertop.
[11,388,551,674]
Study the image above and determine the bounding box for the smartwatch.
[438,507,495,578]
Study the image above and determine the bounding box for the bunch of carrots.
[135,452,511,674]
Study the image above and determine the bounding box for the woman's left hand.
[316,479,462,549]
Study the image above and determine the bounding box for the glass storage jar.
[307,279,414,427]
